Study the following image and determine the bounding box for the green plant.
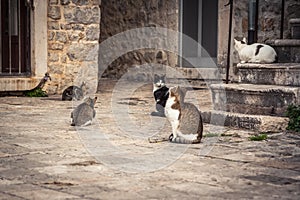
[203,133,219,137]
[249,133,268,141]
[25,88,48,97]
[286,104,300,132]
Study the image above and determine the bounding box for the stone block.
[237,63,300,86]
[64,7,100,25]
[61,0,71,5]
[48,21,60,30]
[48,43,64,50]
[48,6,61,20]
[55,31,68,43]
[48,52,60,62]
[210,83,300,117]
[86,25,100,41]
[67,43,99,62]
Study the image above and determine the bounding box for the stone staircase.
[203,18,300,133]
[204,63,300,132]
[204,62,300,132]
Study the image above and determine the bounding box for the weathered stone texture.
[47,0,101,94]
[99,0,179,80]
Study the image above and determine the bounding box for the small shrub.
[249,133,268,141]
[25,88,48,97]
[286,104,300,132]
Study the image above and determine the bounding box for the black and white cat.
[234,37,277,63]
[151,74,169,117]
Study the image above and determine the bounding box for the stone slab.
[237,63,300,86]
[201,110,289,132]
[210,83,300,116]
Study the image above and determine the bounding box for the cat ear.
[174,85,179,92]
[154,74,159,79]
[242,37,247,43]
[181,87,188,98]
[93,97,97,105]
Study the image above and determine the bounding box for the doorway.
[180,0,218,67]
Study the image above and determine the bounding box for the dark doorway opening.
[0,0,31,75]
[181,0,218,67]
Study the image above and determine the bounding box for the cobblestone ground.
[0,79,299,199]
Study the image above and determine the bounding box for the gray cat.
[165,86,203,144]
[71,97,97,126]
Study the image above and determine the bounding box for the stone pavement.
[0,79,299,199]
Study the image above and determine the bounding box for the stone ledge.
[268,39,300,46]
[237,63,300,69]
[237,63,300,86]
[0,77,40,91]
[201,110,289,132]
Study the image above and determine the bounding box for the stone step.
[237,63,300,86]
[267,39,300,63]
[201,110,289,133]
[210,83,300,117]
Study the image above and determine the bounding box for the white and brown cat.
[165,86,203,144]
[234,37,277,63]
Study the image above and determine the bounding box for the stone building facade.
[0,0,299,94]
[47,0,100,94]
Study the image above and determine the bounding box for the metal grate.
[0,0,31,76]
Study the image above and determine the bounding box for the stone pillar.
[47,0,101,94]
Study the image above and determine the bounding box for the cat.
[71,96,97,126]
[150,74,169,117]
[62,82,85,101]
[234,37,277,63]
[164,86,203,144]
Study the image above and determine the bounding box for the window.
[0,0,31,76]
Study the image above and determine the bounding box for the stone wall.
[99,0,179,80]
[47,0,101,94]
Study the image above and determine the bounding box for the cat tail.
[197,114,204,141]
[169,134,201,144]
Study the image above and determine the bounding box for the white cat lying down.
[234,37,277,64]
